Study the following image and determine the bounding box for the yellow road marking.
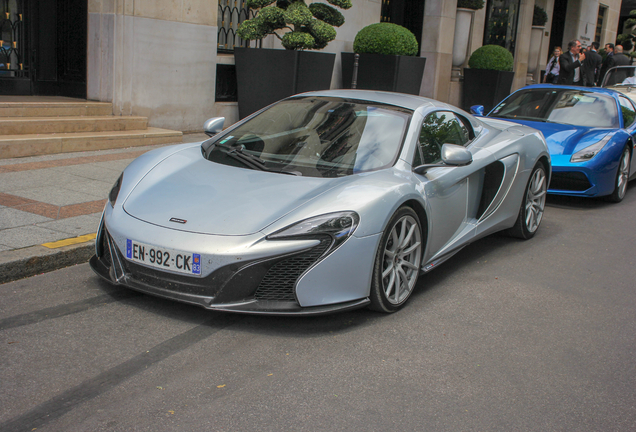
[42,233,97,249]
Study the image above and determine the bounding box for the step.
[0,101,113,117]
[0,128,183,159]
[0,116,148,135]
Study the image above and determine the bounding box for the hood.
[498,119,613,156]
[123,146,339,235]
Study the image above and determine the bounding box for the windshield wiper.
[215,143,302,176]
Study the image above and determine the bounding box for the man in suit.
[558,40,585,85]
[611,45,631,84]
[582,41,602,86]
[599,43,615,85]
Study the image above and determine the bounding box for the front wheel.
[605,146,631,203]
[507,163,547,239]
[369,207,423,313]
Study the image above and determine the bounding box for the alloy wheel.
[381,215,422,305]
[525,168,547,233]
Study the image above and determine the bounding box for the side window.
[416,111,470,164]
[618,96,636,127]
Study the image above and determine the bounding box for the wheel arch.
[400,198,429,255]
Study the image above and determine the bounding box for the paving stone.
[0,169,79,192]
[37,213,102,236]
[91,159,135,173]
[0,244,11,252]
[9,185,104,206]
[0,207,53,229]
[0,226,70,249]
[50,163,123,183]
[63,179,114,198]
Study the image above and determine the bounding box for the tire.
[605,146,631,203]
[507,163,548,240]
[369,207,423,313]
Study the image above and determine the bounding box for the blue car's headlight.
[109,173,123,207]
[570,135,612,163]
[267,212,360,250]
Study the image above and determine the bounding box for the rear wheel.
[507,163,547,239]
[369,207,423,313]
[605,146,631,203]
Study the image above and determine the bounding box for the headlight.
[570,135,612,162]
[267,212,360,250]
[109,173,123,207]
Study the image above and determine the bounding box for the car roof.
[290,89,441,111]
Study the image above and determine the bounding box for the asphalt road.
[1,186,636,431]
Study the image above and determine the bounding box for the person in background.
[582,41,602,86]
[558,40,585,85]
[611,45,631,84]
[599,43,615,85]
[543,46,561,84]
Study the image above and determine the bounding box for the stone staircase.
[0,98,183,159]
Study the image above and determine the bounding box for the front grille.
[549,172,592,191]
[254,239,331,301]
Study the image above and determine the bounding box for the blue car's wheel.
[606,146,631,203]
[507,163,547,239]
[369,207,423,313]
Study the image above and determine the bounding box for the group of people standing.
[542,40,631,87]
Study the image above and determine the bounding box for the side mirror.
[413,144,473,174]
[470,105,485,116]
[441,143,473,166]
[203,117,225,137]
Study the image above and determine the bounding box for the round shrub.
[457,0,484,10]
[353,23,418,56]
[533,5,548,26]
[468,45,514,71]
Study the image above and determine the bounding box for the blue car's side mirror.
[470,105,485,116]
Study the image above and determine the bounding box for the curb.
[0,240,95,284]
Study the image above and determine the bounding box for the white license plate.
[125,239,202,276]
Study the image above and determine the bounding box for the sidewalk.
[0,133,207,283]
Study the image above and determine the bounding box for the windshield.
[203,97,412,178]
[602,66,636,87]
[489,88,618,128]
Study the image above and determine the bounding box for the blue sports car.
[474,84,636,202]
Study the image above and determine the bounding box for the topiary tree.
[237,0,352,50]
[532,5,548,26]
[468,45,514,71]
[616,10,636,52]
[353,23,418,56]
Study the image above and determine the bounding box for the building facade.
[0,0,623,131]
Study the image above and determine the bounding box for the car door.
[617,95,636,176]
[412,110,495,263]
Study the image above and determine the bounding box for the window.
[414,111,471,165]
[483,0,521,56]
[217,0,253,53]
[618,96,636,127]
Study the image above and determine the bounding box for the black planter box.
[234,47,335,119]
[462,69,515,113]
[341,52,426,95]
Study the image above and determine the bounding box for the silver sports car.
[90,90,550,315]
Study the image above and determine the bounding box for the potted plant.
[462,44,514,113]
[341,23,426,95]
[234,0,351,119]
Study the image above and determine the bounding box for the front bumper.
[547,155,617,197]
[90,216,375,315]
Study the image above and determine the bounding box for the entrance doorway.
[0,0,87,97]
[380,0,425,50]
